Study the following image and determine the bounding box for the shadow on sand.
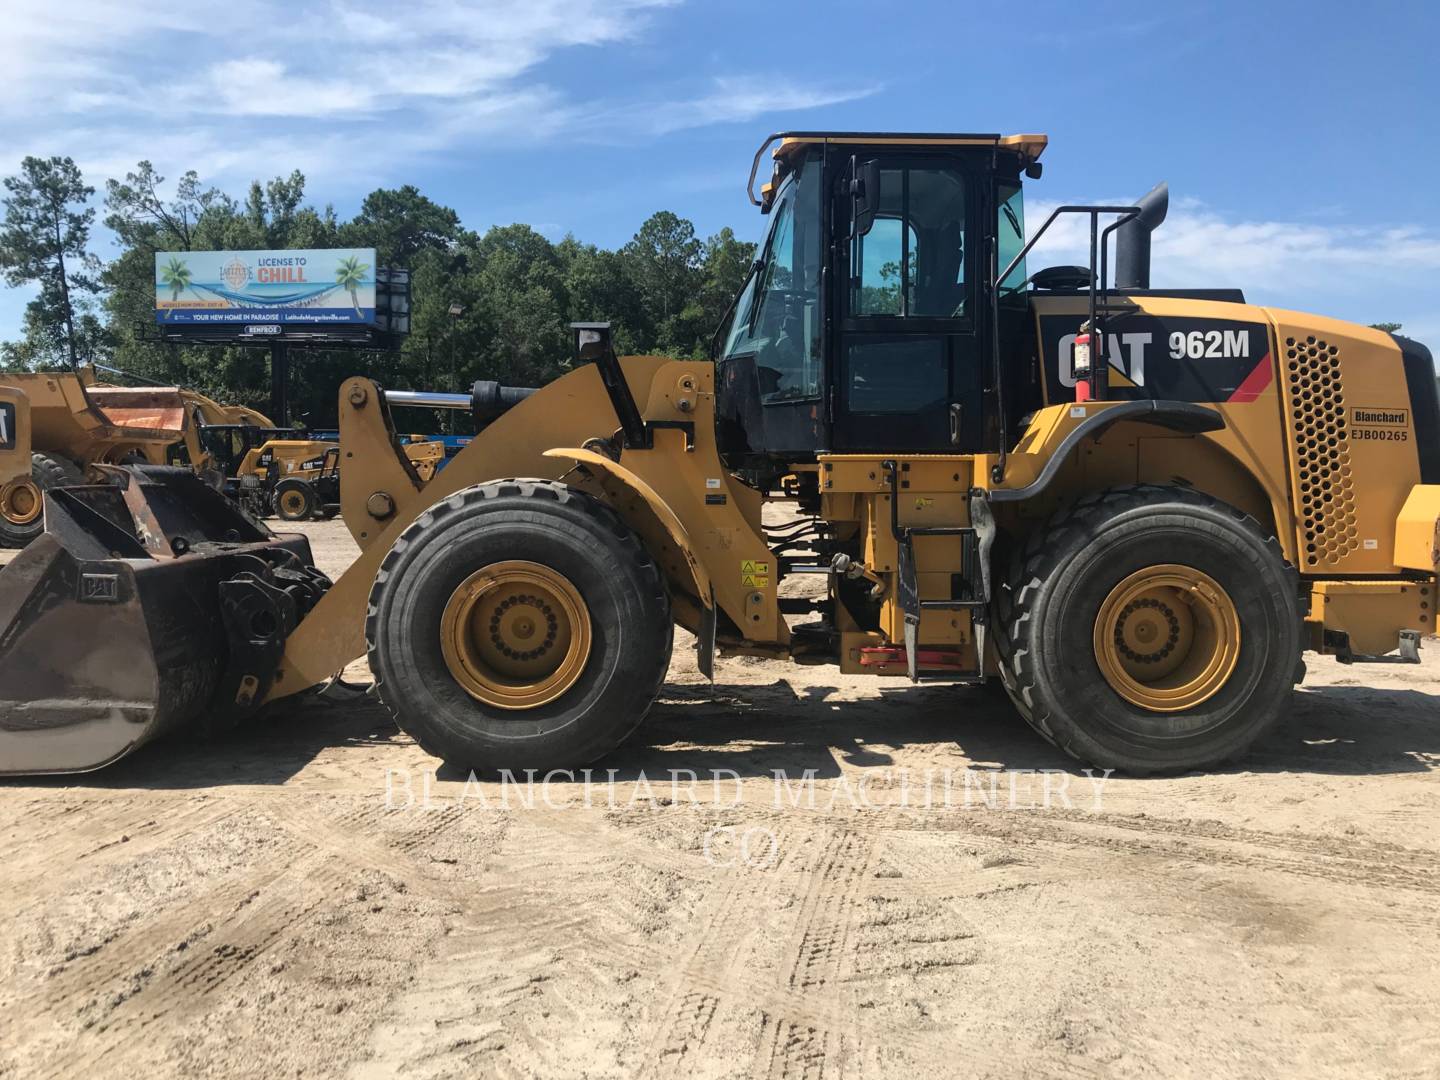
[8,672,1437,791]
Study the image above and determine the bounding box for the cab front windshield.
[721,152,822,403]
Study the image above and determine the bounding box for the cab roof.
[775,131,1047,158]
[750,130,1048,207]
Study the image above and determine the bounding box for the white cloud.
[577,75,882,140]
[200,60,377,118]
[0,0,673,118]
[0,0,877,190]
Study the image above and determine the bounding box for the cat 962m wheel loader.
[2,130,1438,777]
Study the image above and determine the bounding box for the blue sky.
[3,0,1438,351]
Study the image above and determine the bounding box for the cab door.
[830,153,986,453]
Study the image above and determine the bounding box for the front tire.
[273,479,318,522]
[995,486,1301,774]
[366,480,673,772]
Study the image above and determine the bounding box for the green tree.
[343,186,462,265]
[623,211,704,351]
[104,161,232,252]
[689,227,757,356]
[7,155,763,426]
[0,156,101,368]
[466,224,570,386]
[1369,322,1402,333]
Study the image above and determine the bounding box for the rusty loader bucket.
[0,467,328,775]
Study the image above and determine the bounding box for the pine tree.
[0,156,101,368]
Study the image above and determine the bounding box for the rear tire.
[994,485,1301,775]
[0,452,84,549]
[366,480,673,772]
[273,479,318,522]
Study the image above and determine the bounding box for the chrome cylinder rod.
[384,390,472,410]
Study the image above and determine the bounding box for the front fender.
[543,447,714,612]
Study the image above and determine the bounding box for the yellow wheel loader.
[0,368,276,548]
[0,384,34,533]
[220,433,445,522]
[2,130,1437,778]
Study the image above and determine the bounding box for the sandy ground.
[2,520,1439,1078]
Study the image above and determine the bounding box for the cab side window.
[849,166,968,319]
[725,157,824,404]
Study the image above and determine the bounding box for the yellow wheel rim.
[1093,564,1241,712]
[440,560,592,710]
[278,490,308,517]
[1,480,42,526]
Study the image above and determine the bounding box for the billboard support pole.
[270,341,289,425]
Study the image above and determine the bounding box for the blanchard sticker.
[1349,406,1411,442]
[741,559,770,588]
[1351,407,1408,426]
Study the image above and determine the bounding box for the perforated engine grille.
[1284,335,1357,566]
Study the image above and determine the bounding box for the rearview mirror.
[850,157,880,239]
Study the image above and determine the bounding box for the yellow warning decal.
[740,559,770,588]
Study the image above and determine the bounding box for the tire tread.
[365,479,671,769]
[991,484,1300,775]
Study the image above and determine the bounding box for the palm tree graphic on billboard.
[335,255,370,319]
[158,257,193,320]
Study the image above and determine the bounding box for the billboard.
[155,249,377,326]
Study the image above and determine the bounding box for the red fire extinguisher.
[1073,321,1093,402]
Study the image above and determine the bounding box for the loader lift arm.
[266,350,781,702]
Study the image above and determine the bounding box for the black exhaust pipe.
[1114,182,1169,290]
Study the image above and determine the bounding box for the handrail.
[989,203,1140,484]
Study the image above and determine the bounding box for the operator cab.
[715,131,1044,473]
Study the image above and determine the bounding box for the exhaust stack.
[1114,182,1169,291]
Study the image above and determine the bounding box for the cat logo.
[79,573,120,603]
